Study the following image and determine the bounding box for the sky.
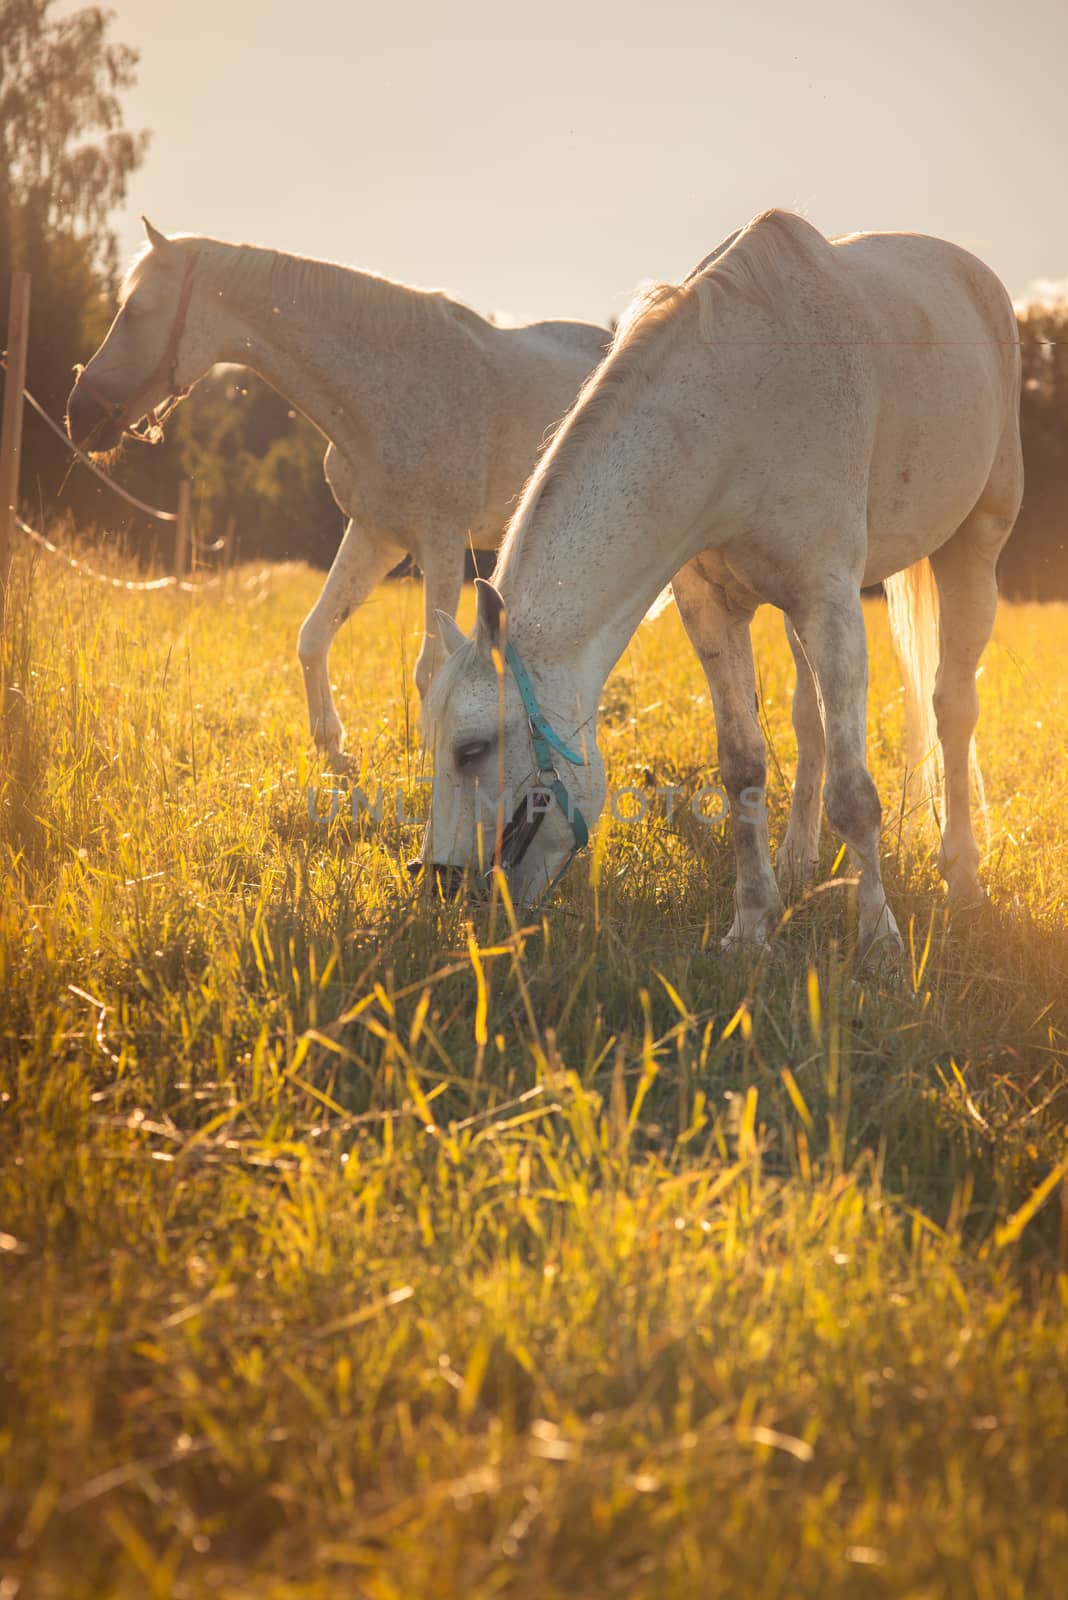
[64,0,1068,325]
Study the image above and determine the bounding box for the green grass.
[2,540,1067,1598]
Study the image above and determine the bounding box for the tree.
[0,4,344,569]
[1,1,148,524]
[1,0,148,281]
[171,371,342,569]
[998,302,1068,600]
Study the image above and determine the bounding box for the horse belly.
[862,346,1007,586]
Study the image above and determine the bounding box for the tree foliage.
[169,371,341,570]
[1,2,1066,587]
[0,2,343,570]
[998,301,1068,599]
[1,0,148,278]
[1,1,149,530]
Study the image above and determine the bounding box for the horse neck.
[498,373,713,713]
[203,243,454,443]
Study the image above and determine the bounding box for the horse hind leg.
[929,454,1022,910]
[298,519,405,766]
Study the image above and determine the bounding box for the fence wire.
[1,355,178,521]
[15,514,219,593]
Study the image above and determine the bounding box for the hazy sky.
[69,0,1068,324]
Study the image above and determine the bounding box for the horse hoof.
[947,883,987,919]
[721,906,781,953]
[854,899,904,975]
[320,746,353,776]
[776,852,818,902]
[721,929,769,955]
[858,929,905,978]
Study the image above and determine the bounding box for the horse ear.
[434,610,468,658]
[474,579,506,656]
[142,217,173,253]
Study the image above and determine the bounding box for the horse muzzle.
[66,381,124,453]
[406,858,489,900]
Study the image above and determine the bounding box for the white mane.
[120,235,483,339]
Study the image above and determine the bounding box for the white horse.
[66,220,610,762]
[422,210,1023,964]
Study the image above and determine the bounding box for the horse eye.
[455,739,490,769]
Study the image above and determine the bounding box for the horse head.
[418,580,604,905]
[67,218,205,453]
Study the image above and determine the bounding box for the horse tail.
[644,586,674,623]
[884,559,944,828]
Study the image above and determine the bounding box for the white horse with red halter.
[422,210,1023,964]
[67,220,610,763]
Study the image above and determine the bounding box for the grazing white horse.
[422,210,1023,964]
[66,220,610,762]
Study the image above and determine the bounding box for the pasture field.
[2,541,1068,1599]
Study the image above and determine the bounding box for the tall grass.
[2,542,1067,1597]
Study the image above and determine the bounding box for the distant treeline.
[1001,301,1068,599]
[3,8,1066,593]
[4,264,1066,592]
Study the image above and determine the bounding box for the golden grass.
[2,544,1067,1597]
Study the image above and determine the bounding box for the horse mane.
[119,235,485,338]
[688,208,831,331]
[496,209,831,575]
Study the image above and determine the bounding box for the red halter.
[73,254,198,445]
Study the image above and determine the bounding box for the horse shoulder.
[534,319,612,357]
[322,444,354,517]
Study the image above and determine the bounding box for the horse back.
[828,232,1021,573]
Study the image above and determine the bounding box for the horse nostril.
[433,864,466,898]
[409,862,490,901]
[406,858,462,896]
[66,384,120,452]
[413,863,473,900]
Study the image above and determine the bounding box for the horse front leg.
[298,519,405,767]
[777,616,827,900]
[790,583,903,968]
[414,538,465,703]
[673,562,783,948]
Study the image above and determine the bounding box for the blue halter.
[492,641,589,881]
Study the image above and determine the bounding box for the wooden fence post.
[223,513,237,572]
[175,479,191,583]
[0,271,31,633]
